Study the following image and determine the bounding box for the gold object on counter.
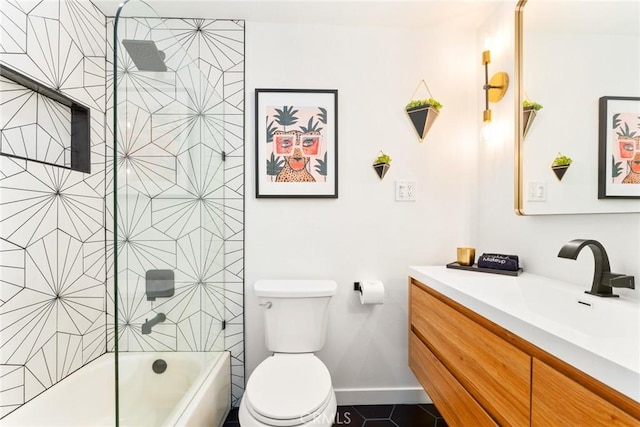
[457,247,476,266]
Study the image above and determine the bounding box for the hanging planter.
[522,100,543,138]
[551,153,572,181]
[372,151,391,180]
[406,80,442,142]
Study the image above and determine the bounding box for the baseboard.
[334,387,431,406]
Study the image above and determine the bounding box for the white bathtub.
[0,352,230,427]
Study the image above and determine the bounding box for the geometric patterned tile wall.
[106,14,245,406]
[0,76,73,169]
[0,0,107,419]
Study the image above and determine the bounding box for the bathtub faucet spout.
[142,313,166,334]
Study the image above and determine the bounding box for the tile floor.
[223,404,448,426]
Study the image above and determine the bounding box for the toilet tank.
[254,280,337,353]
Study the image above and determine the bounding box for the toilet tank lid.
[254,280,337,297]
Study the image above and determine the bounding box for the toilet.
[239,280,338,427]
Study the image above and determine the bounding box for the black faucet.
[142,313,166,334]
[557,239,635,297]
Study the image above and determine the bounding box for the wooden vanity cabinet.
[409,332,497,426]
[409,277,640,427]
[532,359,639,427]
[409,279,530,426]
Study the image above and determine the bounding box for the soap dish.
[446,262,523,276]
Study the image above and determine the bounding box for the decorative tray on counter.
[446,262,523,276]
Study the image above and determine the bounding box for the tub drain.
[152,359,167,374]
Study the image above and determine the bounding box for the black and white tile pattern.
[106,12,246,406]
[0,0,245,418]
[0,74,73,168]
[0,0,107,419]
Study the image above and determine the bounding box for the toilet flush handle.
[259,301,272,309]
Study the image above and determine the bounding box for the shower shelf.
[0,64,91,173]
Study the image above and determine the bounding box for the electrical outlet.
[406,181,416,200]
[396,180,417,202]
[527,181,546,202]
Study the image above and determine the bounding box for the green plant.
[274,106,299,128]
[315,152,328,178]
[266,153,285,179]
[317,107,328,124]
[523,100,543,111]
[406,98,443,111]
[614,115,637,137]
[374,151,391,165]
[266,119,277,143]
[299,117,323,133]
[552,153,572,167]
[612,155,623,178]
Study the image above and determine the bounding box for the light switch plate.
[527,181,546,202]
[396,180,416,201]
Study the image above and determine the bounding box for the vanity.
[408,266,640,426]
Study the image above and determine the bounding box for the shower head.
[121,39,167,72]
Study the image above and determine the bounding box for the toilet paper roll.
[359,280,385,305]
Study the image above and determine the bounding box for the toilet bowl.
[239,280,338,427]
[239,354,336,426]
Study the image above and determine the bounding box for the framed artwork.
[598,96,640,199]
[255,89,338,198]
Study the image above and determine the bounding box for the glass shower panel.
[113,1,225,425]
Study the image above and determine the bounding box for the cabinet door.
[409,332,498,427]
[532,358,640,427]
[411,281,531,427]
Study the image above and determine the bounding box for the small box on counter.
[477,253,519,272]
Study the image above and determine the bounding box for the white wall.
[476,3,640,297]
[244,21,479,403]
[244,1,640,407]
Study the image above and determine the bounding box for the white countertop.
[409,265,640,402]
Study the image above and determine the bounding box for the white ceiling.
[91,0,505,30]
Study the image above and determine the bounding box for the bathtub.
[0,352,230,427]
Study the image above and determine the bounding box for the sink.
[520,280,638,337]
[408,265,640,402]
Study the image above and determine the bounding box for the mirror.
[515,0,640,215]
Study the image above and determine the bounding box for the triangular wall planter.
[406,105,439,142]
[373,163,390,180]
[551,165,570,181]
[522,107,537,139]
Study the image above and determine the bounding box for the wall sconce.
[482,50,509,122]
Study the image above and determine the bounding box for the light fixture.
[482,50,509,122]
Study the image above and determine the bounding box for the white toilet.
[239,280,338,427]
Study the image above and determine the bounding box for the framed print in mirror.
[598,96,640,199]
[255,89,338,198]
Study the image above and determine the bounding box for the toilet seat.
[244,354,333,426]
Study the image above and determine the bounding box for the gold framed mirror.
[515,0,640,215]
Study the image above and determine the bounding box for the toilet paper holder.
[353,280,385,304]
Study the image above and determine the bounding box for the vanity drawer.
[532,358,640,427]
[409,332,497,427]
[410,281,531,427]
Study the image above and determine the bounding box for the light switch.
[527,181,546,202]
[396,180,417,202]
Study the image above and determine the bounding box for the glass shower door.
[112,1,226,425]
